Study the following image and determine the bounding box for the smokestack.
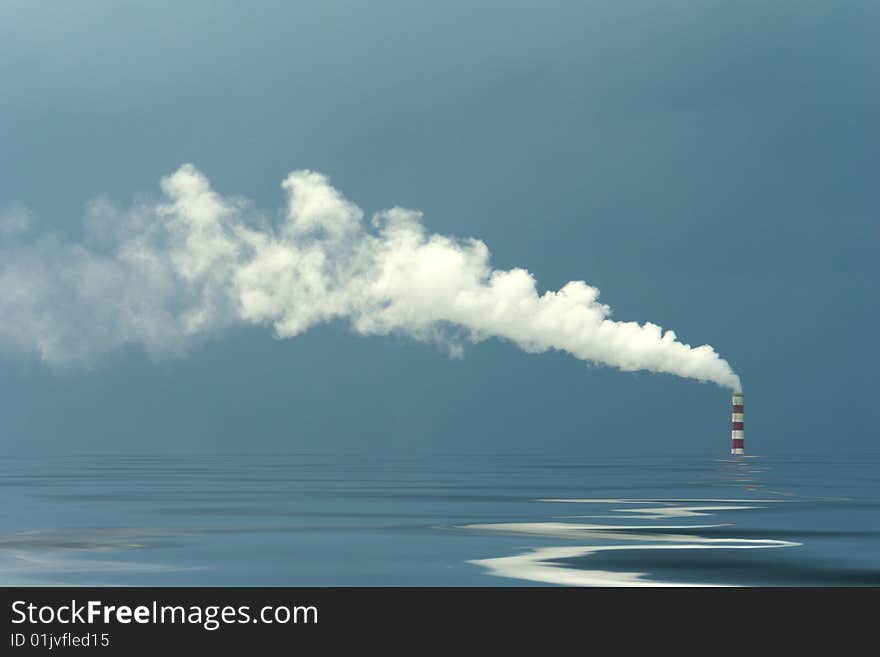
[731,392,744,455]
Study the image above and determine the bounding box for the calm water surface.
[1,452,878,586]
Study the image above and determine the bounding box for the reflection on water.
[0,452,878,586]
[462,502,800,586]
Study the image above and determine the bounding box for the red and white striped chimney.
[731,392,744,455]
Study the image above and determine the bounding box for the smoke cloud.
[0,165,741,391]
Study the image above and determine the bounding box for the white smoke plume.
[0,165,741,391]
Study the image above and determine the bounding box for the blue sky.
[1,1,877,455]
